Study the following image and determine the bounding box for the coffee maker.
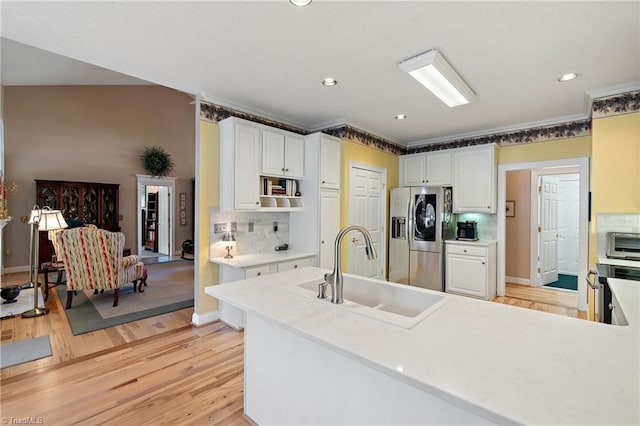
[456,221,478,241]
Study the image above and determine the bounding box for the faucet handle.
[317,282,328,299]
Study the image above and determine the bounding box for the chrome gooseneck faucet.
[318,224,377,304]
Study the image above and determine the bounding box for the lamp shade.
[28,206,68,231]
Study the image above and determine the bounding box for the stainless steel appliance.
[606,232,640,260]
[587,263,640,323]
[389,187,453,291]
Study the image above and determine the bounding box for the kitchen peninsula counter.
[205,267,639,425]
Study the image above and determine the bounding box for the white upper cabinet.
[400,152,451,187]
[284,135,304,178]
[261,130,304,179]
[319,135,341,190]
[452,144,496,213]
[220,118,261,211]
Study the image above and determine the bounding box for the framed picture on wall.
[505,200,515,217]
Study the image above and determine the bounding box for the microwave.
[606,232,640,260]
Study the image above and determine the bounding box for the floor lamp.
[22,206,68,318]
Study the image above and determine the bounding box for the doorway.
[136,175,176,259]
[347,161,387,279]
[498,158,589,313]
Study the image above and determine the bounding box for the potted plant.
[140,146,174,177]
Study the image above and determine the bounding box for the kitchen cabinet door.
[425,152,452,186]
[261,130,286,177]
[284,136,304,179]
[319,190,340,269]
[234,124,261,210]
[401,155,427,186]
[453,145,496,213]
[446,254,487,298]
[320,136,341,190]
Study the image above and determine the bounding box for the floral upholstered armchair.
[53,227,148,309]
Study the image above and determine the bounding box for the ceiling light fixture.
[399,49,475,108]
[395,114,407,120]
[322,78,338,86]
[558,72,579,82]
[290,0,312,6]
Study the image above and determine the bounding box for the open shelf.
[259,195,304,211]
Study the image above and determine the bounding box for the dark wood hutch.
[35,179,120,266]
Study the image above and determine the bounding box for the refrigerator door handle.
[407,194,414,245]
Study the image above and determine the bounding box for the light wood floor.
[1,271,586,423]
[495,282,587,320]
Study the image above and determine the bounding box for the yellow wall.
[195,120,220,315]
[498,136,591,164]
[591,112,640,214]
[340,139,399,272]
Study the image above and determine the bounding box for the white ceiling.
[1,1,639,147]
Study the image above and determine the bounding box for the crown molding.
[591,89,640,119]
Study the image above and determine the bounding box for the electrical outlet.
[273,221,278,232]
[5,249,12,257]
[230,222,237,232]
[214,223,227,233]
[248,221,254,232]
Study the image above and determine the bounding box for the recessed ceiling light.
[290,0,312,6]
[395,114,407,120]
[558,73,579,82]
[322,78,338,86]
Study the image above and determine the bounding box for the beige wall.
[505,170,531,280]
[340,139,399,273]
[3,85,195,268]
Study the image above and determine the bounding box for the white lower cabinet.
[610,292,628,326]
[218,256,314,329]
[445,241,497,300]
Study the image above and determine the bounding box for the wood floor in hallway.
[1,271,586,424]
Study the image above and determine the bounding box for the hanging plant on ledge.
[140,146,174,177]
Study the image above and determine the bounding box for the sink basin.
[287,274,449,328]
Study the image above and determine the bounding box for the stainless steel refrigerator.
[389,187,453,291]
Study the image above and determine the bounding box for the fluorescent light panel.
[399,49,475,108]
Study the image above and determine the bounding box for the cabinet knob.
[256,201,260,205]
[322,180,326,184]
[281,168,285,171]
[285,168,289,172]
[294,264,298,268]
[425,179,429,183]
[487,206,490,209]
[321,240,324,244]
[609,303,614,310]
[257,272,262,276]
[463,249,467,253]
[482,262,485,265]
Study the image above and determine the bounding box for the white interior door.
[347,163,386,279]
[539,175,559,285]
[557,175,580,275]
[157,187,170,255]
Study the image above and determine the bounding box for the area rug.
[0,288,45,319]
[544,274,578,291]
[56,261,194,335]
[0,335,52,369]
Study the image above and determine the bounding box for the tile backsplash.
[596,213,640,256]
[209,209,290,258]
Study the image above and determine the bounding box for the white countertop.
[209,250,316,269]
[205,268,639,425]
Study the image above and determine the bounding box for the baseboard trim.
[506,276,531,286]
[192,310,220,326]
[3,265,31,274]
